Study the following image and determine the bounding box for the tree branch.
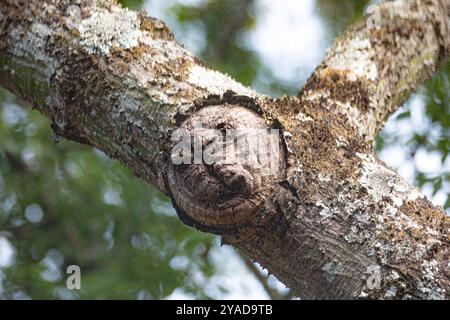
[0,0,449,299]
[300,0,449,143]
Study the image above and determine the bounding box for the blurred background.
[0,0,448,299]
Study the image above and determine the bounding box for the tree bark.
[0,0,449,299]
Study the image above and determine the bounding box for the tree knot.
[168,104,286,234]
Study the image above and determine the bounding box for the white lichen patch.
[296,112,314,122]
[316,200,334,219]
[303,90,330,102]
[335,137,348,148]
[422,260,439,280]
[344,225,371,244]
[384,286,397,298]
[357,153,423,207]
[283,131,293,140]
[78,9,141,55]
[188,65,256,97]
[10,23,55,80]
[317,172,332,183]
[324,33,378,82]
[418,259,446,299]
[388,270,400,281]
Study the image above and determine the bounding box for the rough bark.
[0,0,449,299]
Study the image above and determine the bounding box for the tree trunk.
[0,0,449,299]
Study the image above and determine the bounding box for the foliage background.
[0,0,448,299]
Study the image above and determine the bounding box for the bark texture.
[0,0,449,299]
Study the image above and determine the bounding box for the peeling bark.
[0,0,449,299]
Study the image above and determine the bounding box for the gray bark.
[0,0,449,299]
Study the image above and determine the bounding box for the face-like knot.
[167,104,285,234]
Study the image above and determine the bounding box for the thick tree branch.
[0,0,449,299]
[300,0,449,143]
